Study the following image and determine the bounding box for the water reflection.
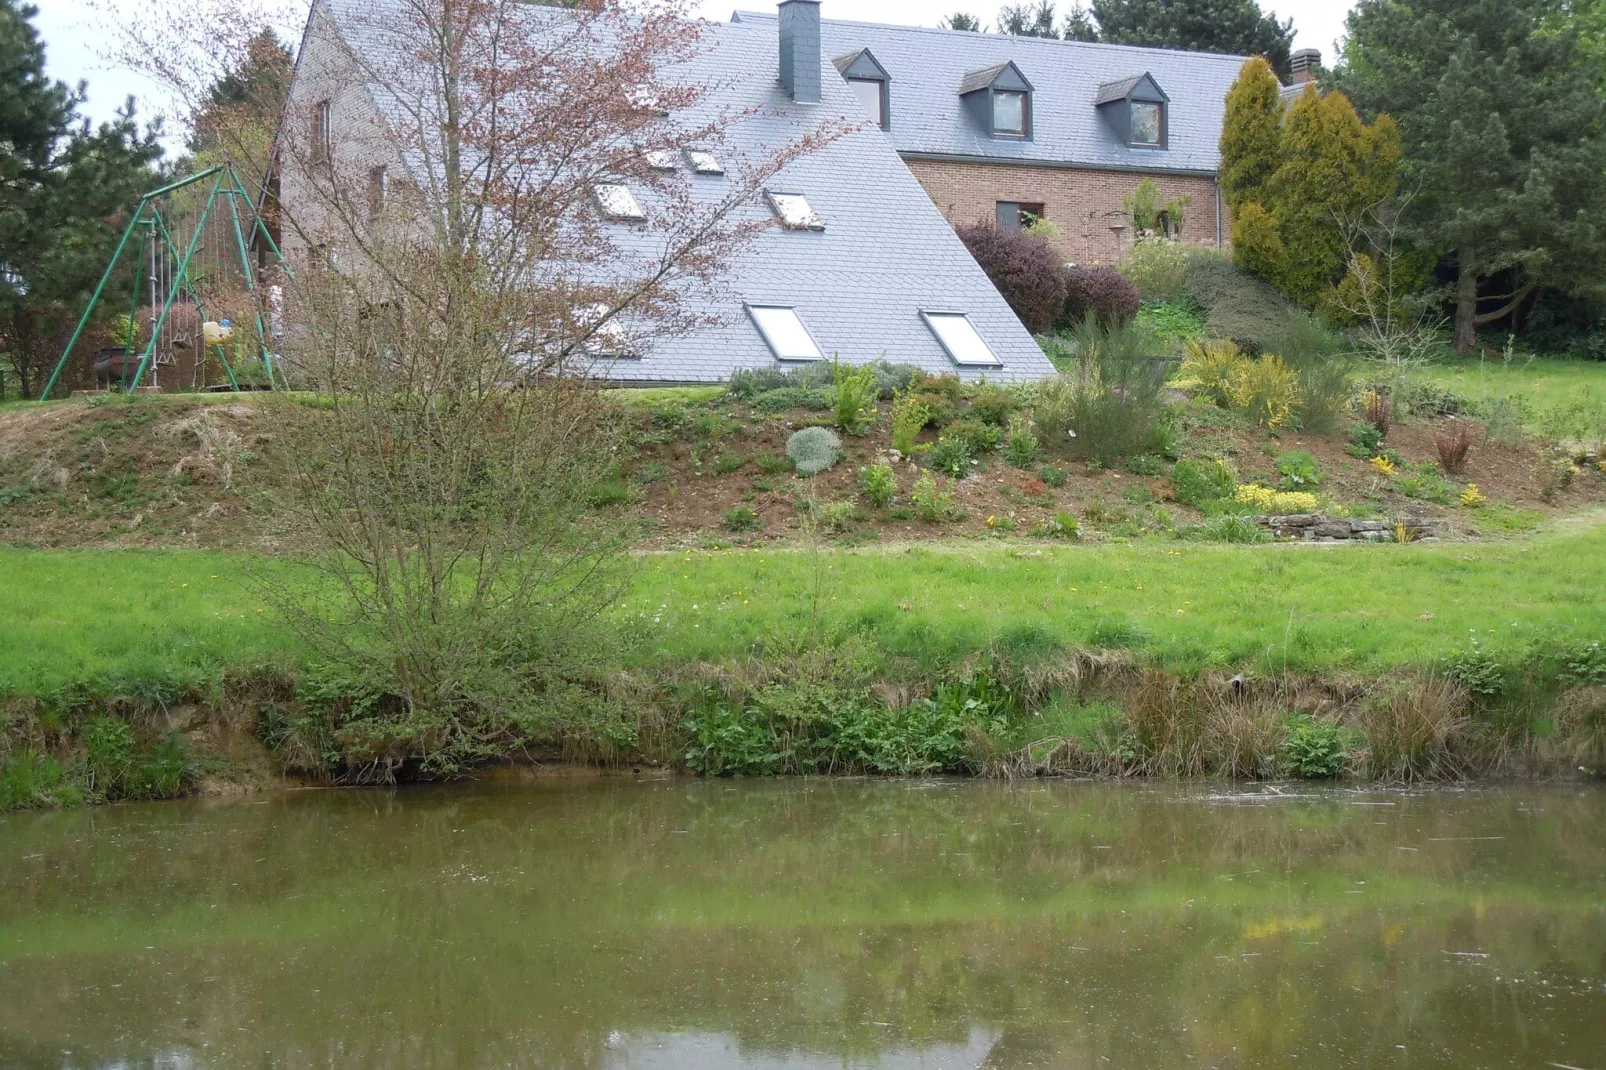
[0,780,1603,1068]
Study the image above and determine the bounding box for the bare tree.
[117,0,846,778]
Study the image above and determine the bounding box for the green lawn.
[5,517,1605,698]
[1417,354,1606,420]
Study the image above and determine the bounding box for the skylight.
[643,149,678,171]
[580,304,636,358]
[921,312,1000,366]
[594,183,645,222]
[766,191,824,231]
[685,150,725,175]
[748,305,823,361]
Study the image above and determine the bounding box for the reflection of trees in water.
[0,782,1603,1068]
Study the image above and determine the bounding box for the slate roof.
[303,0,1056,384]
[733,10,1249,176]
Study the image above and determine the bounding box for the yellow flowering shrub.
[1233,484,1319,514]
[1460,483,1487,508]
[1228,354,1302,430]
[1176,340,1248,407]
[1370,455,1397,476]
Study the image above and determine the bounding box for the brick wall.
[903,157,1223,264]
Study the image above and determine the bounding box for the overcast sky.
[35,0,1358,150]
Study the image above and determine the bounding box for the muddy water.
[1,780,1603,1068]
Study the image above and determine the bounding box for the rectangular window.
[848,78,885,128]
[993,90,1027,136]
[922,311,1000,366]
[747,305,823,361]
[368,166,388,217]
[581,304,637,358]
[312,100,332,163]
[594,183,646,222]
[766,191,824,231]
[995,202,1046,232]
[643,149,678,171]
[1131,102,1164,146]
[684,149,725,175]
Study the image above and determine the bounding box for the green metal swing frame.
[41,164,294,401]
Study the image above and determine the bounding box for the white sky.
[36,0,1358,153]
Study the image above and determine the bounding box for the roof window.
[922,311,1000,367]
[766,191,824,231]
[993,90,1027,136]
[643,149,678,171]
[835,49,891,130]
[580,304,637,359]
[1095,73,1170,149]
[594,183,645,222]
[747,305,823,361]
[685,149,725,175]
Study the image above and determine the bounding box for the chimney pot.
[779,0,822,105]
[1290,48,1321,85]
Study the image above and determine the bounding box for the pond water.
[1,779,1603,1068]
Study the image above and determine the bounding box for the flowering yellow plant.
[1370,455,1397,476]
[1233,484,1318,514]
[1460,483,1487,508]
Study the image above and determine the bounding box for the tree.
[1337,0,1606,352]
[1062,2,1100,41]
[998,1,1060,37]
[940,12,982,31]
[0,0,162,398]
[186,29,292,182]
[1219,58,1400,308]
[1072,0,1296,76]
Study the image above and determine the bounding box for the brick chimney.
[779,0,822,104]
[1290,48,1321,85]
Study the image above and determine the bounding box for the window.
[643,149,678,171]
[312,100,332,163]
[684,149,725,175]
[766,191,824,231]
[1131,101,1163,146]
[993,90,1027,136]
[848,78,885,128]
[922,311,1000,366]
[367,166,388,217]
[594,183,645,222]
[580,304,636,358]
[747,305,823,361]
[996,202,1046,232]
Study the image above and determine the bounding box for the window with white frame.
[747,305,823,361]
[766,191,824,231]
[580,303,637,358]
[921,311,1000,366]
[685,149,725,175]
[848,78,886,127]
[643,149,677,171]
[594,183,646,222]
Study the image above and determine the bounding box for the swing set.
[42,164,294,401]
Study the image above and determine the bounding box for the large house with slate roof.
[732,7,1265,265]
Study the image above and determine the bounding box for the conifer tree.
[1218,56,1282,213]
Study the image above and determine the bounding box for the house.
[732,9,1262,264]
[277,0,1059,385]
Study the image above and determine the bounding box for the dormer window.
[835,49,891,131]
[1095,73,1170,150]
[958,61,1033,141]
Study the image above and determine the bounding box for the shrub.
[786,427,842,476]
[1135,299,1207,348]
[859,461,896,507]
[1121,237,1190,300]
[1004,413,1039,467]
[750,386,833,414]
[890,389,932,454]
[1459,483,1486,508]
[910,390,957,430]
[1435,422,1475,475]
[1229,354,1302,430]
[910,470,958,522]
[1172,457,1236,505]
[1280,715,1351,778]
[1062,265,1140,329]
[913,371,964,400]
[1346,421,1384,458]
[967,387,1018,426]
[1125,453,1163,476]
[1031,510,1080,538]
[870,360,922,399]
[1274,450,1323,490]
[954,222,1069,334]
[1362,390,1392,437]
[729,363,832,397]
[832,360,879,435]
[943,416,1002,454]
[1038,464,1068,487]
[1182,513,1271,543]
[723,504,761,532]
[1233,484,1319,514]
[1176,339,1247,406]
[1183,251,1300,353]
[1395,462,1457,505]
[814,500,857,533]
[754,450,792,475]
[927,432,975,478]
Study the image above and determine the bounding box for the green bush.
[1172,457,1235,505]
[814,500,857,533]
[890,389,932,454]
[1395,463,1458,505]
[910,470,959,521]
[832,360,879,435]
[786,426,842,476]
[859,462,896,507]
[1037,465,1068,488]
[943,416,1002,454]
[1183,250,1301,354]
[1275,450,1323,490]
[927,433,975,478]
[723,505,761,532]
[967,387,1018,426]
[1135,299,1207,349]
[0,752,78,810]
[1005,414,1039,467]
[1443,639,1504,697]
[1125,454,1163,476]
[1280,715,1351,778]
[1121,238,1191,300]
[751,386,833,414]
[1346,421,1384,458]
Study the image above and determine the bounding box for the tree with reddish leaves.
[955,222,1068,334]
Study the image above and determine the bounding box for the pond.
[1,779,1603,1068]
